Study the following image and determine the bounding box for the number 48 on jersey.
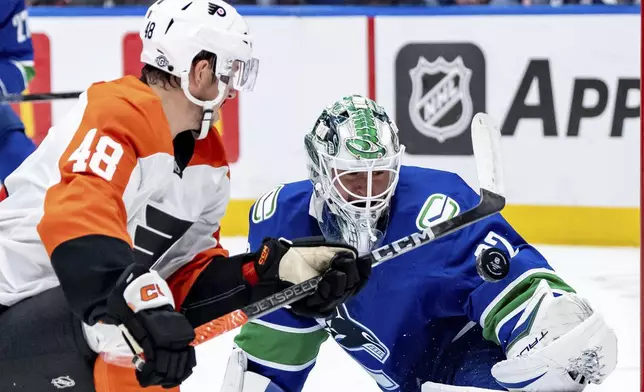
[68,129,124,181]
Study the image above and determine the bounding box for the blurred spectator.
[26,0,638,6]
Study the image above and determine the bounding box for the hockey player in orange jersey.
[0,1,371,391]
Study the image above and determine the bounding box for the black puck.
[476,247,510,283]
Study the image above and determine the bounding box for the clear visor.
[230,58,259,92]
[195,28,259,92]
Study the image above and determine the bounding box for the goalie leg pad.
[221,347,286,392]
[491,280,618,391]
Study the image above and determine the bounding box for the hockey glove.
[105,263,196,388]
[248,237,370,318]
[491,280,617,391]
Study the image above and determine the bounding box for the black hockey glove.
[248,237,371,319]
[105,263,196,388]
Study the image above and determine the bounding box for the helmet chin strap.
[180,71,229,140]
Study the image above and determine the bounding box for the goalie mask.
[305,95,404,255]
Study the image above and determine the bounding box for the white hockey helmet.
[305,95,405,255]
[140,0,258,140]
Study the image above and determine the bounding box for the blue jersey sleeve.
[442,177,575,352]
[0,0,34,95]
[235,184,327,392]
[0,0,21,26]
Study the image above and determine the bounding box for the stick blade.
[471,113,505,197]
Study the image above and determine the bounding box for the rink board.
[22,6,641,246]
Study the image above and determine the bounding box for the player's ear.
[192,59,214,89]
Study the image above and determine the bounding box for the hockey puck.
[476,247,510,283]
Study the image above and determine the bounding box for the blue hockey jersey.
[0,0,36,178]
[0,0,34,95]
[234,166,575,392]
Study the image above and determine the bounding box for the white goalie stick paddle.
[128,113,506,370]
[371,111,505,268]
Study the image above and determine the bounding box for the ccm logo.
[257,245,270,265]
[140,284,166,301]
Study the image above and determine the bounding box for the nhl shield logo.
[408,56,473,143]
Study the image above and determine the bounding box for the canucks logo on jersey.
[324,304,400,391]
[325,304,390,363]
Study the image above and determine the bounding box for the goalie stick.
[128,112,506,370]
[0,91,82,103]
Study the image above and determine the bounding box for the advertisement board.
[21,6,640,244]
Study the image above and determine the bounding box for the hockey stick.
[0,91,82,103]
[185,113,505,345]
[128,113,505,370]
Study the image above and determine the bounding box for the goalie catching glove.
[491,280,617,391]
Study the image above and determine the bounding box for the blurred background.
[25,0,642,8]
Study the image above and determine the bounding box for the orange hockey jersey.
[0,76,229,321]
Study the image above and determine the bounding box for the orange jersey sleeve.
[38,79,173,255]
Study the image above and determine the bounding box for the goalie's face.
[332,169,392,206]
[321,153,400,217]
[312,152,402,255]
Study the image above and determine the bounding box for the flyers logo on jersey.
[140,283,166,301]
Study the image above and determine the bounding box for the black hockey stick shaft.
[0,91,82,103]
[130,113,506,369]
[185,112,506,348]
[246,188,504,318]
[183,187,506,356]
[128,184,505,370]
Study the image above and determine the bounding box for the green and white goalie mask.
[305,95,404,255]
